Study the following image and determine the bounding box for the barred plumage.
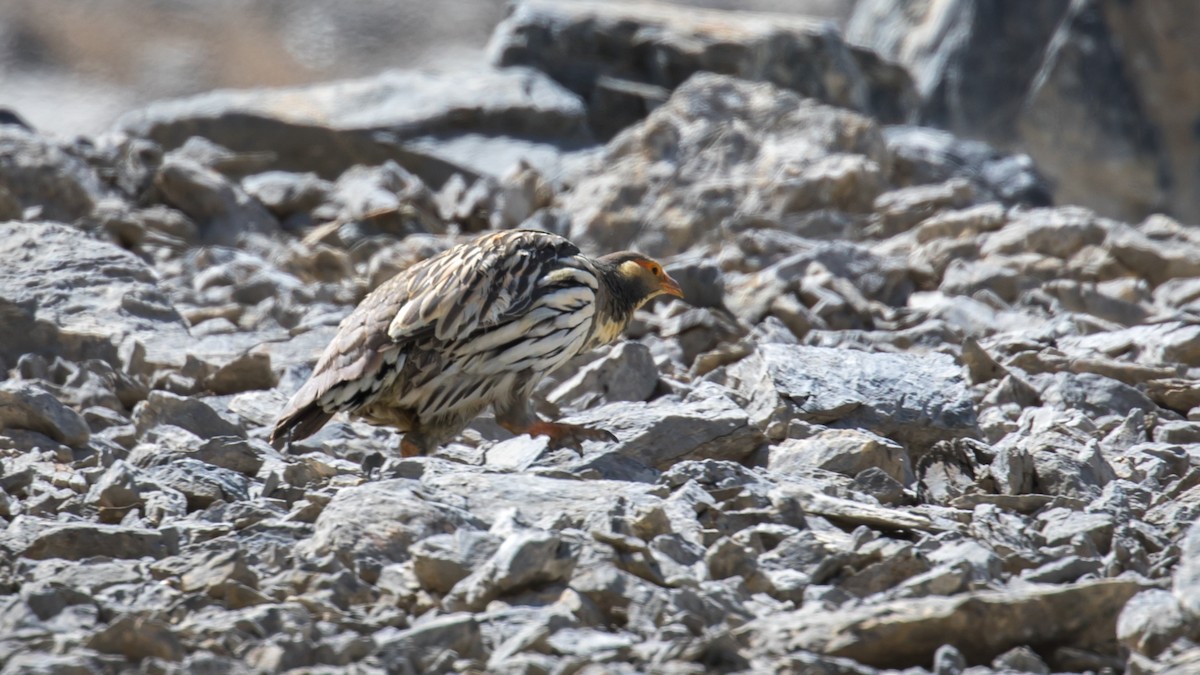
[270,229,682,455]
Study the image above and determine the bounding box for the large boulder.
[490,0,916,139]
[562,73,891,257]
[849,0,1200,225]
[726,343,977,450]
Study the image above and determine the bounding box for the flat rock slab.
[20,523,178,561]
[730,344,977,449]
[424,470,662,530]
[737,577,1148,669]
[561,383,765,470]
[300,479,484,565]
[116,67,591,185]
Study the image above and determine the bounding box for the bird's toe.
[529,421,617,453]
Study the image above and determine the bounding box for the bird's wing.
[386,229,582,343]
[271,230,582,443]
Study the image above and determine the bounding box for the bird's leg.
[529,421,618,451]
[495,398,616,453]
[496,417,617,453]
[399,434,431,458]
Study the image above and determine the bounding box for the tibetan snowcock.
[271,229,684,456]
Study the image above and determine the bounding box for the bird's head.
[600,252,684,308]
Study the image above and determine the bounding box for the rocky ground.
[1,2,1200,674]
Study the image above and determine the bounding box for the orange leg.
[400,436,424,458]
[499,419,617,453]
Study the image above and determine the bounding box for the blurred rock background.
[5,0,1193,225]
[0,0,848,134]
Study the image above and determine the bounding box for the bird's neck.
[594,265,645,344]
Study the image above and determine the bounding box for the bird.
[270,228,683,456]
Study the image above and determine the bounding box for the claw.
[526,421,617,453]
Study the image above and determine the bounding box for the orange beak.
[660,271,684,299]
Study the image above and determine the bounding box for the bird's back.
[270,229,601,445]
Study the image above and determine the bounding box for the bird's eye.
[650,264,661,276]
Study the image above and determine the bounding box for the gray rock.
[155,156,281,246]
[117,66,590,185]
[301,479,483,565]
[852,467,910,507]
[852,1,1200,225]
[882,126,1052,207]
[0,126,106,221]
[202,351,277,396]
[177,548,263,608]
[21,524,177,561]
[870,179,976,238]
[727,344,976,447]
[146,458,252,510]
[1018,1,1198,222]
[933,643,967,675]
[1175,517,1200,620]
[85,460,156,517]
[1118,589,1189,659]
[547,342,659,411]
[0,222,191,376]
[848,1,1066,147]
[133,391,245,440]
[939,259,1025,303]
[980,206,1109,260]
[491,0,915,139]
[241,171,334,218]
[561,73,891,257]
[1034,371,1157,421]
[774,485,950,536]
[995,407,1115,500]
[991,444,1035,495]
[411,530,503,594]
[1041,279,1151,326]
[0,652,112,675]
[127,427,267,478]
[424,470,662,532]
[444,530,579,611]
[769,429,912,486]
[326,161,444,243]
[86,614,184,662]
[1154,421,1200,445]
[376,613,484,674]
[1020,556,1103,584]
[990,646,1050,674]
[1111,224,1200,287]
[0,183,20,221]
[314,630,374,667]
[737,577,1146,669]
[0,381,90,447]
[560,383,764,470]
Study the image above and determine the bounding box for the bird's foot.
[400,436,425,458]
[526,421,617,453]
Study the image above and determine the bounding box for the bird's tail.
[270,403,333,447]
